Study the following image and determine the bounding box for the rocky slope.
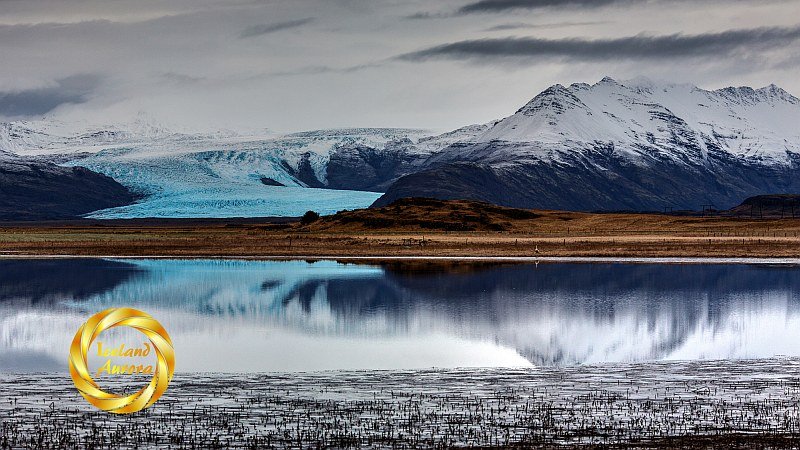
[0,151,138,220]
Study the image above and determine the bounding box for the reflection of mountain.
[3,259,800,366]
[0,259,143,305]
[290,262,800,364]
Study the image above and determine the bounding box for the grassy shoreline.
[2,224,800,258]
[2,200,800,258]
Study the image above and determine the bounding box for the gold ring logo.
[68,308,175,414]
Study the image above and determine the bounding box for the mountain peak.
[621,76,655,88]
[715,83,799,105]
[598,76,619,85]
[473,75,800,166]
[756,83,799,104]
[515,83,585,116]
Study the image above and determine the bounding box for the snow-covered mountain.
[460,76,800,164]
[375,77,800,210]
[3,76,800,218]
[0,115,249,156]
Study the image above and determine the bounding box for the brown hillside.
[305,198,542,232]
[303,197,800,236]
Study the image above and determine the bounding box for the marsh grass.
[3,359,800,448]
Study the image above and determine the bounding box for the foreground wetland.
[3,248,800,447]
[4,360,800,449]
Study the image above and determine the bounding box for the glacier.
[2,122,423,218]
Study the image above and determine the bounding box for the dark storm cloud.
[398,26,800,63]
[0,74,100,117]
[239,18,314,39]
[432,0,787,16]
[459,0,622,14]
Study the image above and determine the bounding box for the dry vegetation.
[4,359,800,449]
[1,198,800,258]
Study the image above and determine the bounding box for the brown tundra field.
[1,198,799,258]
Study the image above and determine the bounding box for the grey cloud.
[398,26,800,63]
[160,72,205,84]
[266,62,385,77]
[485,21,606,31]
[239,17,314,39]
[405,11,453,20]
[0,74,100,117]
[0,0,797,132]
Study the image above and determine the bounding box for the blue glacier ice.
[57,129,414,218]
[87,185,381,218]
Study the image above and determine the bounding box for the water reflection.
[2,259,800,372]
[0,259,142,305]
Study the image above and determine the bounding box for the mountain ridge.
[374,77,800,211]
[0,151,139,220]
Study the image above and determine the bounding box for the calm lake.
[2,258,800,373]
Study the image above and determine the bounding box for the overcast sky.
[1,0,799,133]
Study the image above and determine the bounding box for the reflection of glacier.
[3,259,800,370]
